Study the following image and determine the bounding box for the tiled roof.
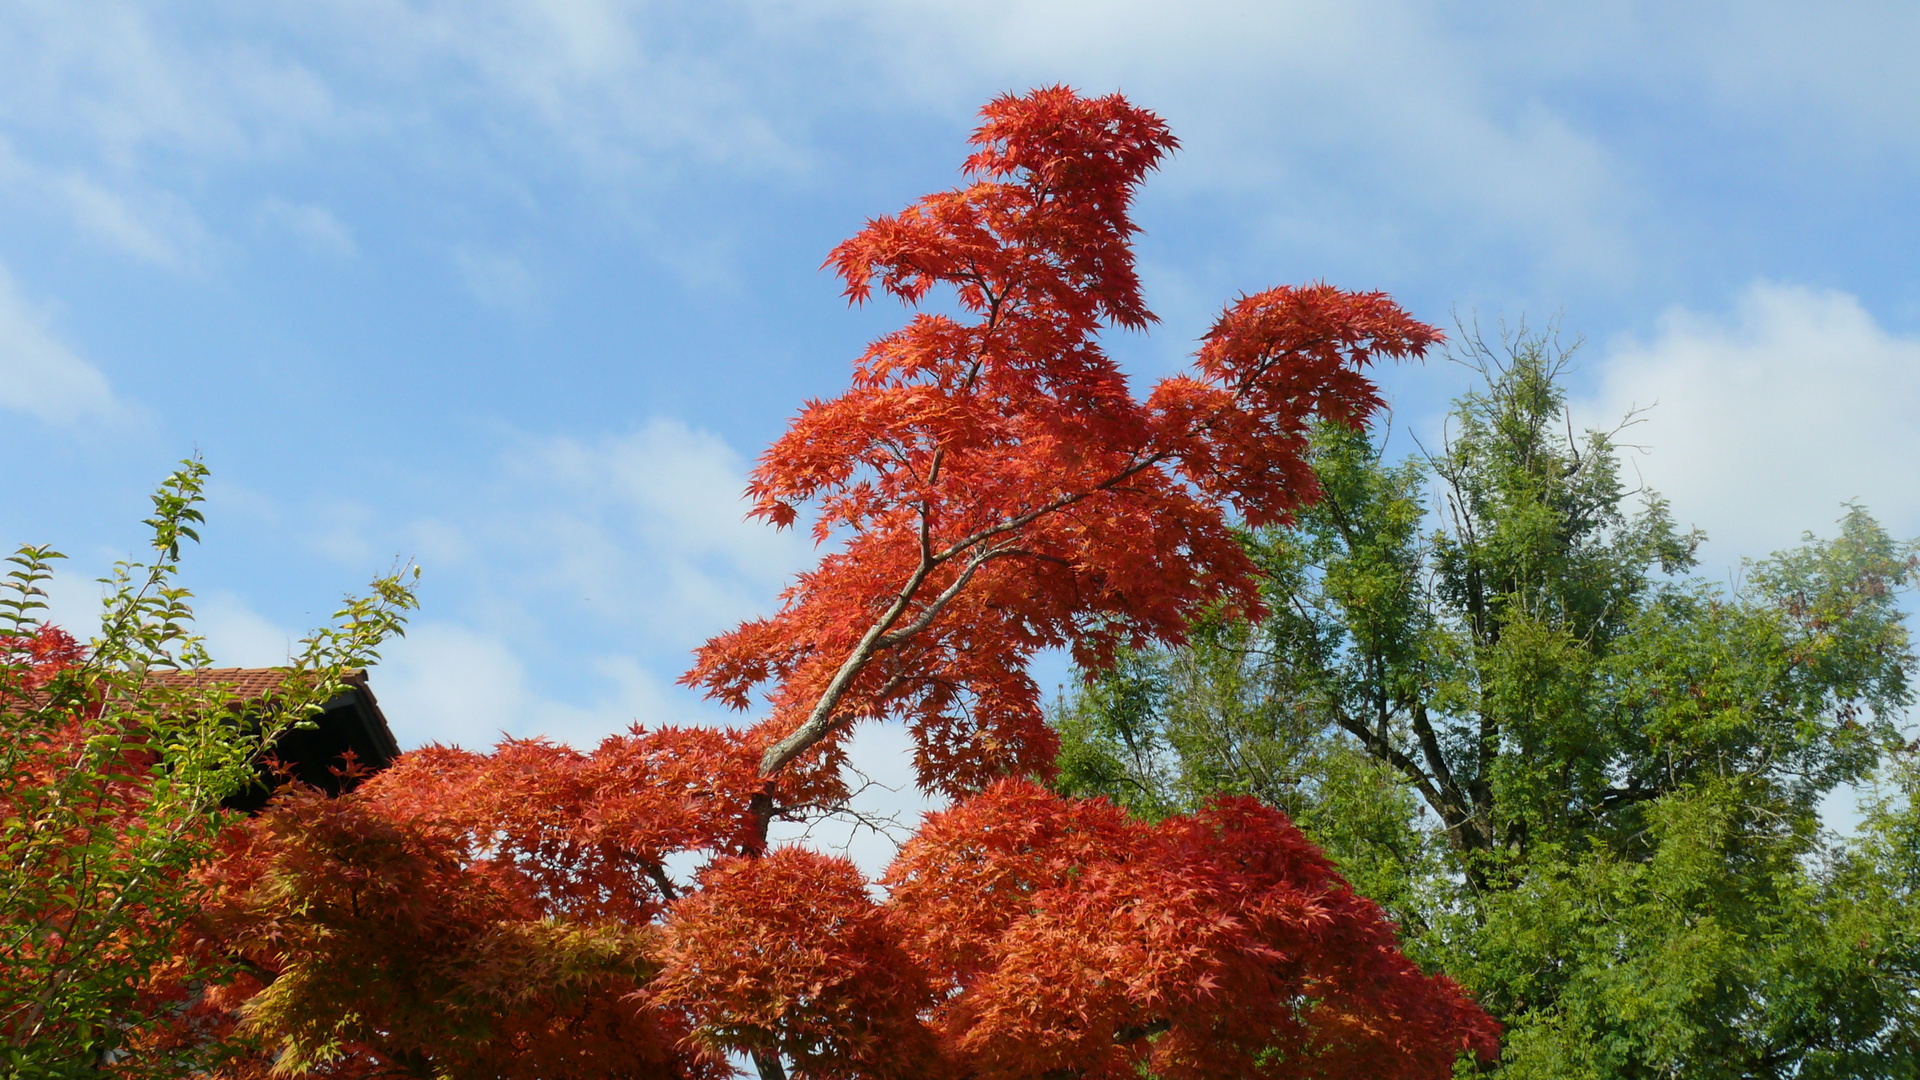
[144,664,393,738]
[12,664,349,714]
[146,668,403,808]
[145,667,328,697]
[9,666,402,810]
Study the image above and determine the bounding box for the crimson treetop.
[684,86,1441,803]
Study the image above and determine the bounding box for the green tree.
[0,460,418,1076]
[1053,326,1920,1076]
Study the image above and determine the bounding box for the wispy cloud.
[332,0,809,175]
[0,1,342,162]
[0,263,118,424]
[470,419,815,645]
[1639,5,1920,160]
[0,137,210,267]
[0,0,812,257]
[361,418,811,748]
[253,197,355,256]
[374,617,937,876]
[809,0,1641,283]
[194,590,302,667]
[452,246,541,313]
[374,620,732,749]
[1578,282,1920,565]
[4,1,1916,297]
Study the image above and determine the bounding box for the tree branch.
[1330,707,1451,825]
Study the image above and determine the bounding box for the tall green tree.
[1053,326,1920,1077]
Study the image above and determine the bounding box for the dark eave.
[145,667,403,813]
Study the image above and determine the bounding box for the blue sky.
[7,2,1920,854]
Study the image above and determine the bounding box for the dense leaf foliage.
[1053,330,1920,1077]
[684,86,1438,801]
[0,461,416,1075]
[193,758,1497,1078]
[885,782,1496,1080]
[169,89,1497,1079]
[191,741,730,1078]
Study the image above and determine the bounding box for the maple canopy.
[685,86,1440,804]
[142,88,1497,1079]
[195,755,1496,1078]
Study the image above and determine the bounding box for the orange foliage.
[184,729,761,1077]
[656,848,942,1079]
[179,88,1496,1079]
[0,624,84,694]
[889,783,1499,1079]
[190,760,1496,1077]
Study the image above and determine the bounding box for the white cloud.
[372,620,737,749]
[1652,5,1920,160]
[452,247,541,313]
[0,264,118,424]
[354,0,803,174]
[20,570,300,670]
[368,621,536,747]
[254,197,355,256]
[195,591,301,667]
[389,418,934,872]
[124,418,807,757]
[0,146,212,267]
[0,1,340,163]
[0,0,807,224]
[0,2,338,267]
[0,0,1634,284]
[470,418,814,647]
[367,419,812,747]
[1578,282,1920,565]
[35,565,106,640]
[371,615,943,877]
[805,0,1640,281]
[304,499,379,565]
[3,1,1914,294]
[367,622,528,746]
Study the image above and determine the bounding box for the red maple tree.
[179,87,1499,1078]
[688,87,1437,813]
